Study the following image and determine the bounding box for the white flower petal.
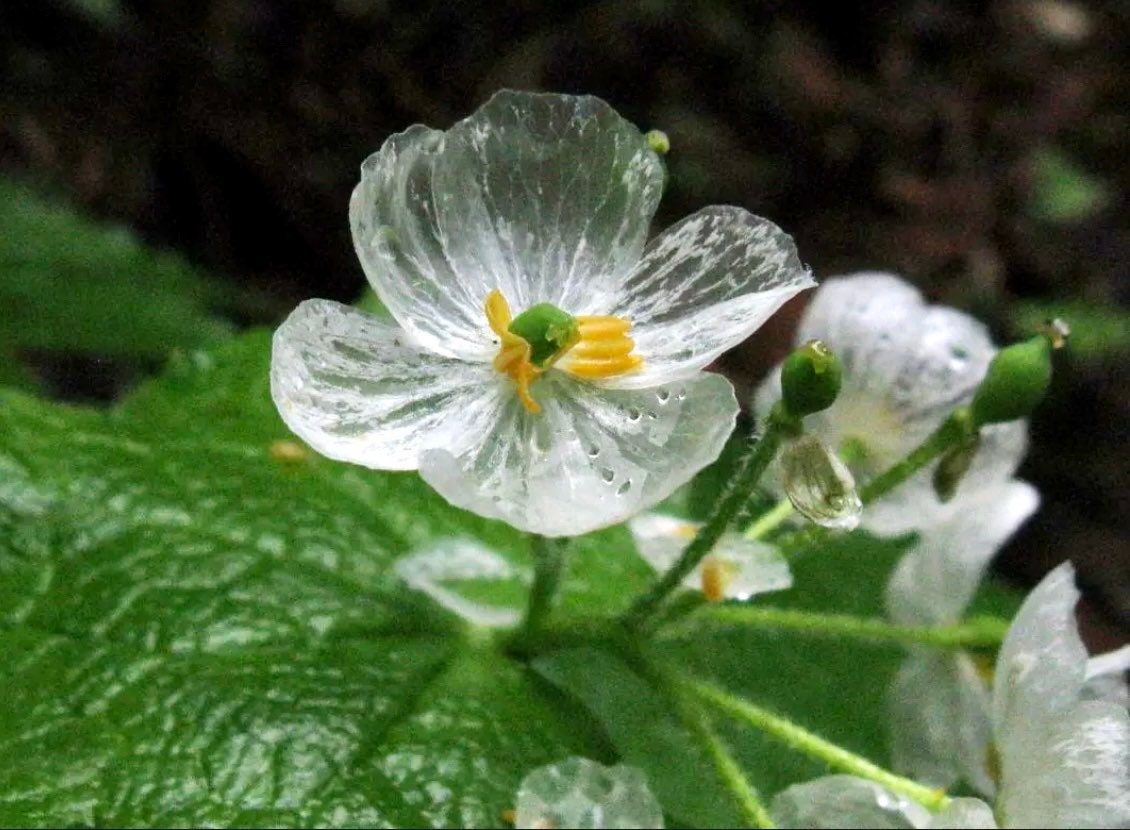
[927,798,998,829]
[627,513,792,600]
[992,563,1088,740]
[604,207,814,388]
[885,480,1039,626]
[997,700,1130,829]
[393,538,525,628]
[888,652,995,796]
[350,92,665,358]
[418,372,738,537]
[270,299,498,470]
[1083,645,1130,707]
[515,757,664,829]
[771,775,932,829]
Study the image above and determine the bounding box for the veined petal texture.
[270,299,499,471]
[515,757,664,829]
[418,372,738,537]
[771,775,932,829]
[350,91,665,359]
[606,207,814,387]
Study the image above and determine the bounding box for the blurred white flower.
[772,564,1130,829]
[515,757,664,829]
[272,90,813,537]
[754,272,1029,537]
[628,512,792,601]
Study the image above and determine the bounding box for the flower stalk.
[621,403,798,628]
[522,535,570,636]
[687,678,950,813]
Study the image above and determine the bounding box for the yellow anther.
[701,555,737,602]
[484,291,643,412]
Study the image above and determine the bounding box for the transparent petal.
[1083,645,1130,707]
[992,563,1088,741]
[270,299,498,470]
[885,480,1039,626]
[927,798,998,829]
[627,513,792,601]
[393,538,526,628]
[771,775,931,829]
[418,372,738,537]
[997,700,1130,829]
[515,757,664,829]
[350,91,665,358]
[889,652,995,796]
[604,207,814,388]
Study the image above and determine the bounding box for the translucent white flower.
[271,90,813,537]
[753,272,1028,537]
[393,538,526,628]
[773,564,1130,829]
[628,512,792,601]
[515,757,664,829]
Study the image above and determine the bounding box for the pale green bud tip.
[645,129,670,156]
[970,332,1055,426]
[781,435,862,531]
[508,302,580,367]
[780,339,843,418]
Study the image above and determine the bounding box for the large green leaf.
[0,330,1022,826]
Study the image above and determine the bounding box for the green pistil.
[507,303,580,367]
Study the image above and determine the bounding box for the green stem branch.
[661,606,1009,650]
[621,409,793,628]
[522,535,568,636]
[858,409,972,505]
[683,708,776,828]
[744,498,795,540]
[687,679,949,813]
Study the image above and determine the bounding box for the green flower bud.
[970,332,1058,427]
[781,434,862,530]
[508,302,580,367]
[932,431,982,503]
[645,129,670,156]
[780,339,843,418]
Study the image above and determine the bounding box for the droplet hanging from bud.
[780,434,862,530]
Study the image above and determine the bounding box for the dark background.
[2,0,1127,644]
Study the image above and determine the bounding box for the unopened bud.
[932,432,982,502]
[645,129,670,156]
[781,434,862,530]
[970,326,1062,426]
[780,340,843,418]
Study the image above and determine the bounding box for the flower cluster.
[270,91,1126,829]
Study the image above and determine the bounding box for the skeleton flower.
[628,512,792,601]
[271,91,813,536]
[754,272,1029,537]
[771,564,1130,829]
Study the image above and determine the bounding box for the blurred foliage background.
[1,0,1126,642]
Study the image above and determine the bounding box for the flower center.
[484,289,642,413]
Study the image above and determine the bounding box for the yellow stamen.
[484,291,643,413]
[701,555,737,602]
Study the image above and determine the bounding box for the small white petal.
[270,299,498,470]
[350,91,665,360]
[393,539,525,628]
[1083,645,1130,707]
[771,775,932,829]
[515,757,664,829]
[627,513,792,600]
[927,798,998,829]
[997,701,1130,829]
[885,480,1039,626]
[604,207,814,388]
[888,651,995,796]
[419,372,737,537]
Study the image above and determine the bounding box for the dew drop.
[600,467,615,483]
[627,407,641,422]
[616,479,632,496]
[656,389,671,404]
[676,388,687,401]
[587,445,601,458]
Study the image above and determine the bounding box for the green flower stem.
[521,535,569,636]
[687,679,950,813]
[857,408,972,505]
[621,407,795,629]
[683,708,776,828]
[744,498,794,540]
[660,606,1010,650]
